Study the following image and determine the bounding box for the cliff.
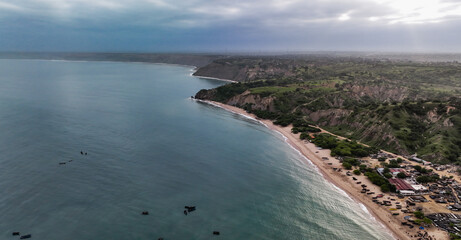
[195,57,461,164]
[193,58,301,82]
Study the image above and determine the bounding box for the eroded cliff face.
[196,87,460,163]
[226,91,276,111]
[298,107,408,154]
[193,59,298,82]
[346,84,409,102]
[195,89,275,111]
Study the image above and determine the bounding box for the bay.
[0,59,393,239]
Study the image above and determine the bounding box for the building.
[389,178,414,191]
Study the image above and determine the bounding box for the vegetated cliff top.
[195,56,461,164]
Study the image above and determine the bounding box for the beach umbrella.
[419,227,424,230]
[404,216,411,220]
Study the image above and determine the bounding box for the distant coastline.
[0,54,238,83]
[190,73,238,83]
[0,52,223,68]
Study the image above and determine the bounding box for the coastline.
[199,99,414,240]
[0,57,238,83]
[191,74,238,83]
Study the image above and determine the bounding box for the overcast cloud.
[1,0,460,52]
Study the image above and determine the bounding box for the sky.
[1,0,461,52]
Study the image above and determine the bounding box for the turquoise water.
[0,59,393,239]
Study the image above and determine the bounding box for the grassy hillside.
[195,57,461,163]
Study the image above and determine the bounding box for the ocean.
[0,59,393,239]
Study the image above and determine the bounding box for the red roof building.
[389,178,414,191]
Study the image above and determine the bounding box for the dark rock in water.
[85,152,87,155]
[20,234,31,239]
[185,206,196,211]
[59,162,66,165]
[183,210,187,215]
[213,231,220,235]
[80,151,83,155]
[141,211,149,215]
[12,232,20,236]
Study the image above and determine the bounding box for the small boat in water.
[20,234,31,239]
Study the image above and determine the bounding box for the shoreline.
[0,58,199,69]
[0,57,238,83]
[198,99,411,240]
[191,73,238,83]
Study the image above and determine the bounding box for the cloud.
[1,0,460,27]
[0,0,460,52]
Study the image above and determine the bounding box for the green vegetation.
[364,171,396,193]
[342,162,352,170]
[413,165,432,174]
[414,217,432,226]
[310,133,377,157]
[450,233,461,240]
[196,56,461,163]
[414,211,425,219]
[353,169,361,175]
[397,172,406,179]
[416,175,440,183]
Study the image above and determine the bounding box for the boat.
[20,234,31,239]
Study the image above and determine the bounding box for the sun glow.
[338,13,350,21]
[373,0,461,24]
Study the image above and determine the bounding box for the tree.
[423,217,432,225]
[414,211,424,219]
[388,160,400,168]
[414,165,422,172]
[416,175,439,183]
[380,184,390,192]
[353,169,361,175]
[397,172,406,179]
[343,162,352,170]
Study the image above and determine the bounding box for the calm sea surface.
[0,59,393,240]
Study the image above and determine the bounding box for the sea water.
[0,59,393,239]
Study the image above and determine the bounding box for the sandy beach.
[202,100,449,240]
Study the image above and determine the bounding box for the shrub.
[343,162,352,170]
[397,172,406,179]
[383,173,393,179]
[380,184,390,192]
[414,211,424,219]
